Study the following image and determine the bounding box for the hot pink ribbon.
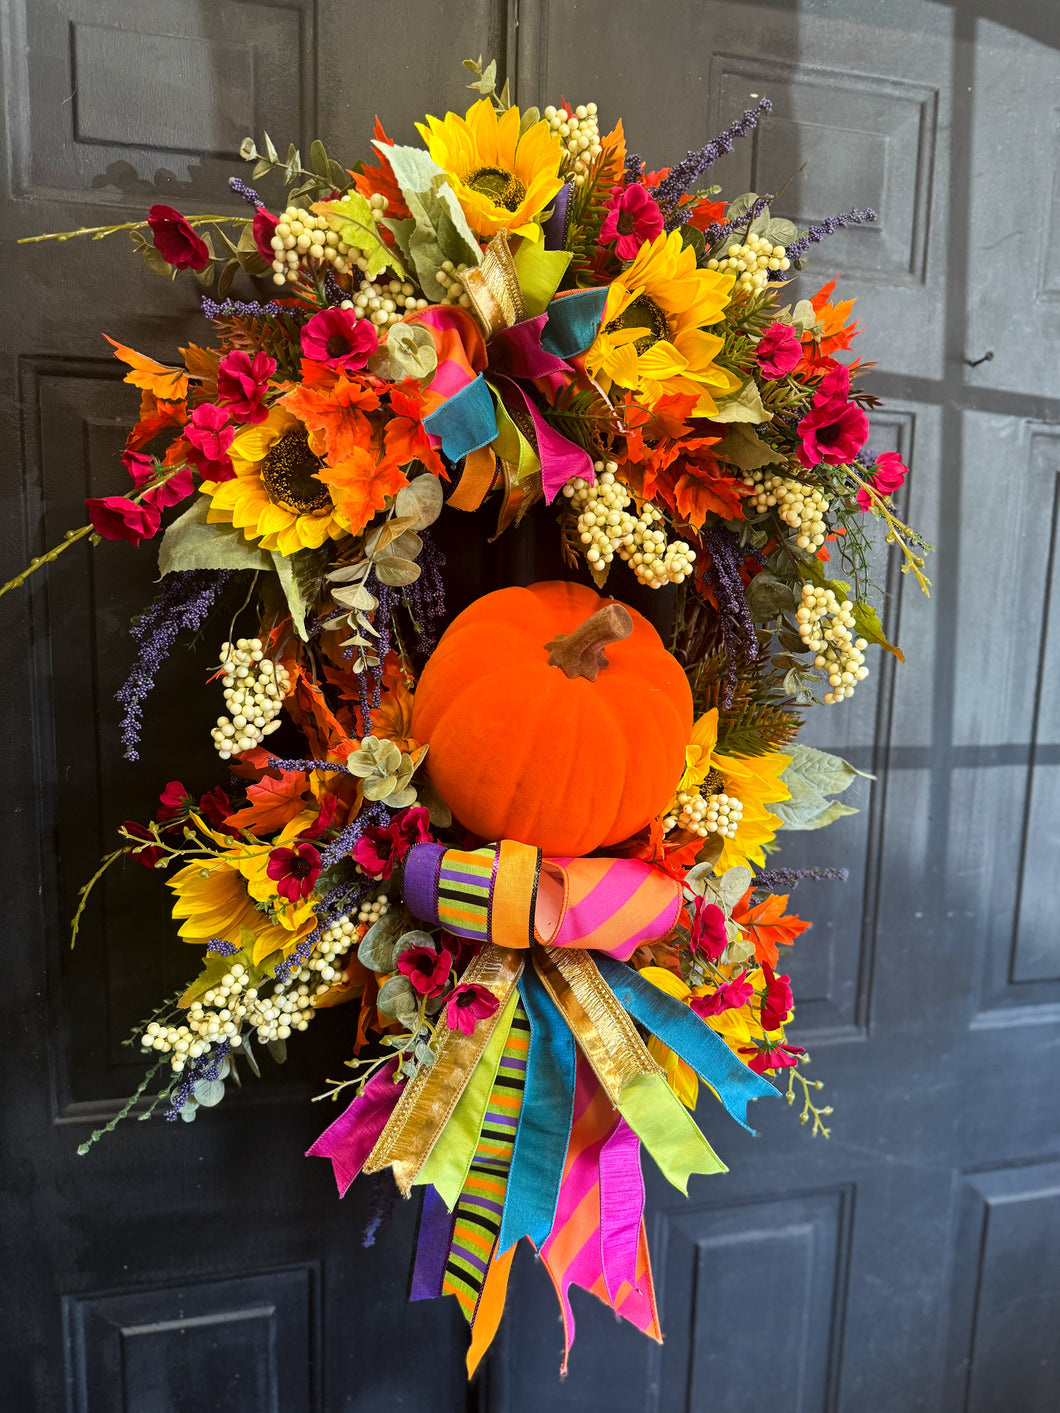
[306,1058,405,1196]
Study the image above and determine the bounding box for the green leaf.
[358,911,405,972]
[216,258,239,299]
[375,142,481,299]
[310,139,331,179]
[377,975,420,1028]
[137,242,173,278]
[773,742,872,830]
[715,423,780,472]
[270,547,327,642]
[723,192,759,222]
[157,498,273,577]
[679,224,706,262]
[746,572,798,622]
[774,795,860,830]
[373,555,421,587]
[393,472,444,530]
[263,131,279,163]
[267,1037,287,1064]
[763,216,798,247]
[711,378,771,424]
[192,1078,225,1107]
[383,322,438,384]
[314,188,403,280]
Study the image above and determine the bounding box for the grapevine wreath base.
[8,58,931,1372]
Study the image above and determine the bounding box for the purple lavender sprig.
[229,176,263,207]
[698,194,774,248]
[754,866,850,891]
[701,526,761,706]
[403,529,447,657]
[116,570,234,761]
[201,296,283,319]
[783,207,878,266]
[657,99,773,226]
[206,938,240,956]
[164,1039,231,1121]
[624,151,645,185]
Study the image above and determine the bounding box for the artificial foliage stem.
[545,602,633,681]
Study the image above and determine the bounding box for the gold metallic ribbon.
[458,231,527,340]
[362,944,524,1194]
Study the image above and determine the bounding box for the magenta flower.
[856,451,909,511]
[397,945,453,998]
[156,780,193,824]
[300,308,378,371]
[185,404,236,481]
[217,350,277,424]
[691,971,754,1018]
[600,183,664,260]
[759,965,794,1031]
[147,205,210,271]
[350,805,432,879]
[86,495,162,545]
[689,896,728,961]
[740,1041,805,1075]
[253,207,280,260]
[122,450,157,486]
[197,786,236,833]
[121,820,165,868]
[755,322,803,380]
[796,365,868,468]
[444,983,499,1037]
[266,841,322,903]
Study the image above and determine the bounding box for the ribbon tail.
[305,1058,404,1196]
[595,954,779,1132]
[409,1185,455,1301]
[497,966,577,1253]
[422,373,498,462]
[447,445,497,511]
[617,1071,727,1194]
[598,1117,645,1306]
[466,1242,517,1378]
[492,375,593,504]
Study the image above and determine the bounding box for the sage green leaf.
[415,777,452,829]
[375,143,481,299]
[267,1038,287,1064]
[383,322,438,385]
[386,530,423,562]
[358,912,405,973]
[377,975,420,1028]
[715,423,780,472]
[774,795,860,830]
[314,190,403,280]
[746,572,798,622]
[711,378,771,424]
[373,555,421,587]
[270,547,327,642]
[723,193,759,221]
[764,217,799,247]
[192,1078,225,1107]
[157,497,273,577]
[394,472,444,529]
[179,1104,198,1122]
[783,742,874,798]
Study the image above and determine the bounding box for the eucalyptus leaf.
[358,912,405,973]
[267,1038,287,1064]
[157,498,273,577]
[365,516,417,556]
[373,555,421,587]
[382,322,438,385]
[746,572,798,622]
[180,1104,198,1123]
[712,379,771,425]
[192,1078,225,1107]
[377,975,420,1028]
[386,530,423,562]
[240,1036,261,1077]
[715,423,780,472]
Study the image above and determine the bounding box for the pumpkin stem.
[545,603,634,682]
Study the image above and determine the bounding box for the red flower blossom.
[86,495,162,545]
[444,983,499,1037]
[740,1042,805,1075]
[756,323,803,380]
[856,451,908,511]
[198,787,236,833]
[143,466,195,510]
[350,805,432,879]
[691,970,754,1018]
[217,350,277,424]
[796,365,868,468]
[252,207,280,260]
[300,308,378,372]
[266,841,322,903]
[689,896,728,961]
[600,183,664,260]
[121,820,164,868]
[759,965,794,1031]
[397,944,452,997]
[147,205,210,271]
[185,403,235,481]
[299,792,341,842]
[122,450,157,486]
[156,780,193,823]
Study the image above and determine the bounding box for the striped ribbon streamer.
[443,1003,531,1322]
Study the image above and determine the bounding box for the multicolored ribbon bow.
[309,838,777,1373]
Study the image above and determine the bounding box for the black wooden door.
[2,3,1058,1411]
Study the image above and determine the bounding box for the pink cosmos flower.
[266,841,322,903]
[796,364,868,468]
[185,404,236,481]
[350,806,432,879]
[86,495,162,545]
[600,183,664,260]
[740,1042,805,1075]
[689,896,728,961]
[444,983,499,1037]
[855,451,909,511]
[120,450,193,508]
[691,971,754,1018]
[147,205,210,271]
[217,350,277,424]
[759,965,794,1031]
[156,780,194,824]
[755,323,803,380]
[300,308,378,371]
[397,945,453,998]
[253,207,280,260]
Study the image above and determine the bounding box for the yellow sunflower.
[416,99,564,242]
[673,708,791,871]
[200,405,350,556]
[584,230,740,416]
[168,814,318,966]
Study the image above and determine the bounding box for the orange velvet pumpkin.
[409,580,693,856]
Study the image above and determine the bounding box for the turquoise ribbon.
[541,288,609,361]
[422,374,497,460]
[594,955,779,1133]
[497,965,577,1253]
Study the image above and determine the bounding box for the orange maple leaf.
[126,388,187,451]
[383,384,447,480]
[225,770,313,834]
[283,376,380,463]
[350,118,412,221]
[316,444,408,536]
[370,653,419,751]
[103,335,188,401]
[731,889,811,969]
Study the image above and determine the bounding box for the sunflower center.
[466,165,527,212]
[261,431,331,514]
[606,294,672,355]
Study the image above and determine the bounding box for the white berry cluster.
[664,788,744,839]
[434,260,474,308]
[356,893,390,927]
[339,279,428,331]
[707,233,790,295]
[796,584,870,704]
[270,195,391,286]
[742,469,831,550]
[543,103,602,187]
[562,462,696,588]
[141,917,364,1072]
[211,638,290,760]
